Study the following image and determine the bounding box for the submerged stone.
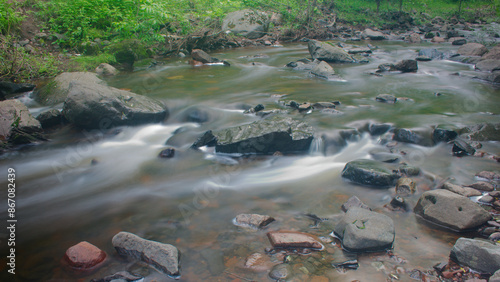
[341,159,400,187]
[267,231,323,250]
[341,196,371,212]
[396,177,416,196]
[234,214,275,229]
[269,263,292,280]
[64,241,107,270]
[308,40,355,63]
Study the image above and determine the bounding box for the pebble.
[269,263,292,280]
[64,241,107,270]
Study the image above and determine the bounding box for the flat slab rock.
[112,231,180,277]
[192,116,314,155]
[333,207,395,253]
[267,231,323,250]
[414,189,491,231]
[450,237,500,274]
[233,213,275,229]
[442,182,482,197]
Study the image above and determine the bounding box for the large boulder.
[308,40,355,63]
[112,232,180,277]
[191,49,221,64]
[36,109,66,129]
[475,59,500,72]
[0,99,43,145]
[394,60,418,72]
[458,43,489,57]
[95,63,117,77]
[333,207,395,252]
[34,72,104,105]
[191,116,314,155]
[0,81,35,100]
[341,159,400,187]
[482,45,500,60]
[414,189,491,231]
[450,238,500,274]
[62,81,168,130]
[362,29,387,40]
[394,128,433,146]
[222,9,269,39]
[310,61,336,79]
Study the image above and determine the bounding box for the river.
[1,42,499,281]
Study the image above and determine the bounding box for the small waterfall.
[309,137,324,156]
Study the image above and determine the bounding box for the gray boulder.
[489,70,500,83]
[112,232,180,277]
[308,40,355,63]
[0,81,35,100]
[458,43,488,57]
[475,59,500,72]
[362,29,387,40]
[376,94,397,103]
[36,109,66,129]
[34,72,104,105]
[460,123,500,141]
[442,182,482,197]
[95,63,117,76]
[414,189,491,231]
[62,81,168,130]
[286,58,319,71]
[482,45,500,60]
[191,116,314,155]
[394,60,418,72]
[394,128,433,146]
[341,159,400,187]
[311,61,336,79]
[222,9,268,39]
[450,237,500,274]
[333,207,395,252]
[0,99,43,145]
[191,49,221,64]
[417,48,450,60]
[491,269,500,282]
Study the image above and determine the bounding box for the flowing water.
[1,42,500,281]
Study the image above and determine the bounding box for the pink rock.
[64,241,106,270]
[267,231,323,250]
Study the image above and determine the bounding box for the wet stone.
[341,159,400,187]
[389,196,409,211]
[267,231,323,250]
[64,241,107,270]
[398,165,421,176]
[376,94,397,103]
[233,213,275,229]
[244,253,274,272]
[467,182,495,192]
[476,171,500,180]
[489,232,500,241]
[479,195,494,204]
[158,148,175,158]
[433,128,458,143]
[396,177,416,196]
[450,237,500,274]
[453,139,476,157]
[90,271,142,282]
[341,196,370,212]
[369,123,392,136]
[269,263,292,280]
[443,182,482,197]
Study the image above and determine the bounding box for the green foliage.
[0,1,25,35]
[70,52,117,71]
[0,36,61,82]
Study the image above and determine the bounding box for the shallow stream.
[1,42,500,281]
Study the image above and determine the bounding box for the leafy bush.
[0,1,25,35]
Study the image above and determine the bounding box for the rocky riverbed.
[0,20,500,281]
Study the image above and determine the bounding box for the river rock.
[312,102,336,109]
[432,128,458,143]
[466,182,495,192]
[489,70,500,83]
[234,213,275,229]
[475,59,500,72]
[362,29,387,40]
[158,148,175,158]
[407,33,421,43]
[267,231,323,250]
[341,159,400,187]
[394,59,418,72]
[451,38,467,45]
[90,271,142,282]
[399,164,421,176]
[368,123,392,136]
[376,94,397,103]
[95,63,117,76]
[347,47,371,54]
[222,9,268,39]
[491,270,500,282]
[112,231,180,277]
[191,116,314,155]
[333,207,395,252]
[458,43,489,57]
[0,99,44,145]
[0,81,35,100]
[452,139,476,156]
[311,60,336,79]
[431,36,445,43]
[476,171,500,180]
[482,45,500,60]
[36,109,66,129]
[64,241,107,270]
[269,263,292,280]
[308,40,355,63]
[62,81,168,130]
[450,237,500,274]
[341,196,371,212]
[417,48,450,60]
[442,182,482,197]
[414,189,491,231]
[191,49,221,64]
[396,178,416,196]
[286,58,318,71]
[394,128,433,146]
[34,72,104,105]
